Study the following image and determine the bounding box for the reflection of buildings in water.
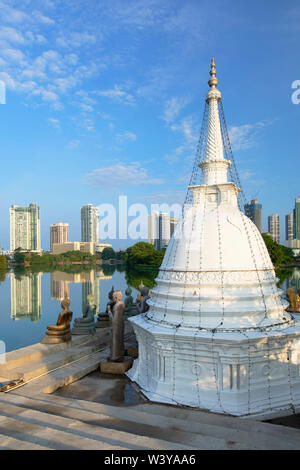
[290,268,300,292]
[50,269,112,315]
[10,272,42,322]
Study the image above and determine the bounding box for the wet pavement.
[55,369,146,407]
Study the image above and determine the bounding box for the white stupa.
[127,58,300,417]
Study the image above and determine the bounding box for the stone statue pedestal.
[42,325,72,344]
[125,347,138,359]
[100,356,133,374]
[72,319,95,335]
[95,313,110,328]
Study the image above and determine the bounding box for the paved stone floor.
[55,369,146,407]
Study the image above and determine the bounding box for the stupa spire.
[199,57,230,184]
[208,56,218,88]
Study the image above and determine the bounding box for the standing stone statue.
[42,293,73,344]
[136,286,151,314]
[107,290,125,362]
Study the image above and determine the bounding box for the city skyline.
[0,1,299,249]
[5,195,300,252]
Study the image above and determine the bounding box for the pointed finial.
[208,57,218,88]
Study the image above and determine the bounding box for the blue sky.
[0,0,299,249]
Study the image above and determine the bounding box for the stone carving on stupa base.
[71,293,96,335]
[42,294,73,344]
[136,286,150,314]
[100,290,133,374]
[95,286,114,328]
[286,287,300,313]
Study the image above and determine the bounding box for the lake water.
[0,265,299,353]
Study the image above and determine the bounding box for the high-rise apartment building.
[50,222,69,252]
[285,213,294,241]
[81,204,99,243]
[268,213,280,244]
[10,203,41,252]
[294,198,300,240]
[244,199,262,232]
[148,212,179,250]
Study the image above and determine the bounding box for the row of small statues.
[42,282,151,350]
[104,283,150,318]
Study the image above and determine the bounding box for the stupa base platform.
[100,356,133,374]
[127,315,300,417]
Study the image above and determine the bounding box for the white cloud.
[162,97,190,123]
[32,11,55,25]
[66,140,80,150]
[84,163,164,187]
[116,131,137,142]
[94,85,135,105]
[228,120,273,151]
[48,117,60,129]
[0,4,30,24]
[170,115,199,146]
[0,27,25,44]
[1,47,25,63]
[56,32,97,48]
[136,189,185,205]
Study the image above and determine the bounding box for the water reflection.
[10,272,42,322]
[276,268,300,293]
[51,270,112,315]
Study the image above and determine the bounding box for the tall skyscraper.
[268,214,280,244]
[81,204,99,243]
[50,222,69,252]
[170,217,180,238]
[10,203,41,252]
[244,199,262,232]
[148,211,179,250]
[294,198,300,240]
[285,213,294,241]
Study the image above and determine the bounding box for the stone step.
[2,392,298,450]
[132,401,300,446]
[0,434,50,450]
[0,334,94,374]
[11,350,109,394]
[8,343,99,382]
[0,392,246,450]
[0,400,194,450]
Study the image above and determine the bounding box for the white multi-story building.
[268,213,280,244]
[10,203,41,252]
[148,212,179,250]
[81,204,99,243]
